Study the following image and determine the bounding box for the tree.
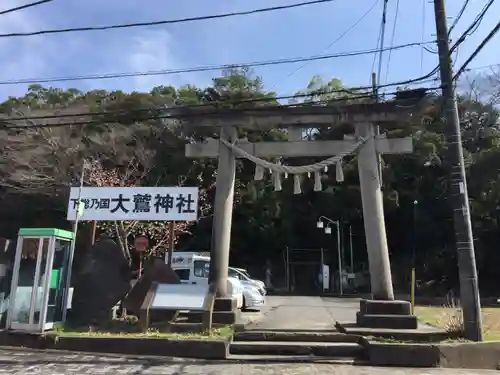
[2,68,500,297]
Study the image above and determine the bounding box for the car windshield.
[239,269,253,279]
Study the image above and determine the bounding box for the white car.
[241,284,265,311]
[229,267,266,295]
[167,252,244,309]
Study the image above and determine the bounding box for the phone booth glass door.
[46,238,71,325]
[9,237,53,331]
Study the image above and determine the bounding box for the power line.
[2,73,441,125]
[464,62,500,72]
[414,0,497,88]
[384,0,400,83]
[448,0,470,35]
[375,0,389,87]
[0,41,433,86]
[0,0,53,16]
[0,0,337,38]
[17,8,495,129]
[453,21,500,80]
[2,88,439,130]
[0,90,392,124]
[420,0,427,74]
[1,93,381,129]
[370,11,383,78]
[450,0,495,54]
[279,0,380,81]
[0,77,440,132]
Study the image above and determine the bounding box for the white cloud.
[122,29,194,92]
[0,0,49,96]
[0,1,209,98]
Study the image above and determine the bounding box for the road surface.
[246,296,360,330]
[0,348,496,374]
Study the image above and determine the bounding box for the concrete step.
[234,331,361,343]
[230,341,365,357]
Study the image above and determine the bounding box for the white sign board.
[67,187,199,221]
[151,284,208,311]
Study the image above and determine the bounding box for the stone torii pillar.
[356,122,394,301]
[210,126,237,301]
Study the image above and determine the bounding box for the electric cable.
[278,0,380,82]
[0,41,434,86]
[1,77,441,127]
[0,0,338,38]
[17,2,499,130]
[449,0,496,54]
[453,20,500,80]
[375,0,389,87]
[2,87,440,130]
[420,0,427,74]
[0,0,53,16]
[384,0,400,83]
[370,17,383,79]
[448,0,470,35]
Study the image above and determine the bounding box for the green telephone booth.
[7,228,74,332]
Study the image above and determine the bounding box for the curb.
[0,332,230,360]
[366,339,500,369]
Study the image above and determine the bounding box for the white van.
[166,252,244,309]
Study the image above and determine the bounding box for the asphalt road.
[0,348,496,374]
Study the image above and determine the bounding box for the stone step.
[228,354,367,364]
[229,341,365,357]
[234,331,361,343]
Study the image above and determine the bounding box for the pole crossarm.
[186,136,413,159]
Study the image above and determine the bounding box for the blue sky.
[0,0,498,99]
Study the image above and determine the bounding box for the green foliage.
[1,68,500,295]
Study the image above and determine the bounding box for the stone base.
[214,297,237,312]
[360,299,412,315]
[356,299,418,330]
[211,311,237,325]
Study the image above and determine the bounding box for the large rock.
[123,259,180,315]
[70,238,131,325]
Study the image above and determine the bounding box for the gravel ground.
[0,348,496,374]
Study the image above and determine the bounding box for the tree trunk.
[114,221,131,265]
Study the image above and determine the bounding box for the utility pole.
[433,0,483,341]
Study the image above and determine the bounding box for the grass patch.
[416,305,500,341]
[55,318,233,340]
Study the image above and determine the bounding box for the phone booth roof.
[17,227,75,240]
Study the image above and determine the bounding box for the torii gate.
[183,100,423,328]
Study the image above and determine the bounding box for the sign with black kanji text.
[67,187,199,221]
